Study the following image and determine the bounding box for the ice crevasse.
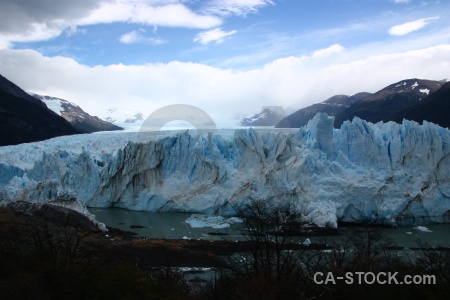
[0,113,449,228]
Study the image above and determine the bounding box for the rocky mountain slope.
[241,106,287,126]
[276,93,371,128]
[393,81,450,128]
[0,74,81,146]
[333,79,444,127]
[31,93,123,133]
[277,79,445,129]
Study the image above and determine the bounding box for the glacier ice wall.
[1,113,449,227]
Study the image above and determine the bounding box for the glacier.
[0,113,449,228]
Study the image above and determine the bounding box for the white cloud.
[119,29,166,45]
[1,45,449,127]
[202,0,275,17]
[389,17,439,36]
[80,2,221,29]
[0,23,64,49]
[194,28,237,45]
[0,0,221,48]
[312,44,345,59]
[0,0,106,48]
[393,0,411,3]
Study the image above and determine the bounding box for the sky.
[0,0,449,126]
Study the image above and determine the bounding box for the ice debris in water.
[185,214,243,229]
[414,226,433,233]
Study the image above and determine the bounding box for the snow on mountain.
[393,81,450,129]
[103,108,146,126]
[39,98,63,115]
[241,106,287,126]
[33,95,78,116]
[31,93,122,133]
[0,74,81,146]
[334,79,444,127]
[1,113,449,228]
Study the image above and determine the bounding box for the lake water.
[89,208,450,247]
[88,208,245,241]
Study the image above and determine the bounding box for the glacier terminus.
[1,113,449,228]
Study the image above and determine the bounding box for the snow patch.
[43,99,64,116]
[419,88,430,95]
[395,82,407,88]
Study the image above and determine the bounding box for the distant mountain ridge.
[333,79,444,127]
[393,81,450,128]
[0,74,81,146]
[0,74,47,108]
[276,78,447,129]
[31,94,123,133]
[276,93,371,128]
[241,106,287,126]
[103,108,146,125]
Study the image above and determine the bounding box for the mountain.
[0,74,48,108]
[31,94,123,133]
[276,93,371,128]
[103,108,146,125]
[241,106,287,126]
[393,81,450,128]
[0,74,81,146]
[1,114,449,228]
[333,79,444,127]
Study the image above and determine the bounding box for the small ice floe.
[406,232,412,235]
[177,267,212,273]
[414,226,433,233]
[303,238,311,246]
[182,236,190,240]
[185,214,244,229]
[321,249,333,253]
[171,228,175,231]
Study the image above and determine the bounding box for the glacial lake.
[89,208,450,247]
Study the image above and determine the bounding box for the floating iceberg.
[414,226,433,232]
[1,113,449,228]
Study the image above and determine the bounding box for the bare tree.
[24,214,98,275]
[228,199,305,281]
